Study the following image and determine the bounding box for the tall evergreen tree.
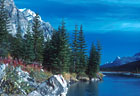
[43,20,70,73]
[58,20,70,73]
[43,37,51,71]
[96,40,102,72]
[11,11,24,59]
[86,41,102,79]
[0,0,9,43]
[70,25,79,73]
[86,43,97,79]
[16,11,24,59]
[0,0,11,57]
[32,14,44,62]
[76,25,87,75]
[43,30,59,72]
[23,24,35,62]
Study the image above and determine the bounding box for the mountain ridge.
[101,52,140,68]
[2,0,53,38]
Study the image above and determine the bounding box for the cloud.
[14,0,140,33]
[46,0,140,5]
[100,0,140,5]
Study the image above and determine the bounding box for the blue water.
[67,75,140,96]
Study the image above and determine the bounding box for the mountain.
[3,0,53,38]
[101,52,140,68]
[100,60,140,72]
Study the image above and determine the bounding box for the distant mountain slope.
[100,60,140,72]
[3,0,53,38]
[101,52,140,68]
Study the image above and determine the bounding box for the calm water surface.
[67,74,140,96]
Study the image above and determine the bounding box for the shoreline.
[101,71,140,77]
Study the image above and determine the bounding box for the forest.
[0,0,101,79]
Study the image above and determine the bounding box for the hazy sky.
[14,0,140,64]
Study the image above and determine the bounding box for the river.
[67,74,140,96]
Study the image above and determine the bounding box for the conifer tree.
[58,20,70,73]
[96,40,102,72]
[86,43,97,79]
[0,0,11,57]
[0,0,9,43]
[23,24,35,62]
[43,20,70,73]
[11,11,24,59]
[86,41,102,79]
[76,25,87,75]
[50,29,61,73]
[43,30,59,72]
[70,25,79,73]
[17,12,24,59]
[32,14,44,62]
[43,36,52,71]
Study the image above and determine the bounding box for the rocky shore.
[0,63,103,96]
[0,64,68,96]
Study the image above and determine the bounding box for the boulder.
[0,65,37,95]
[0,64,68,96]
[15,67,38,88]
[28,75,68,96]
[0,64,7,80]
[28,91,42,96]
[91,78,100,81]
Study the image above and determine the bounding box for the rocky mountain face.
[101,52,140,68]
[3,0,53,38]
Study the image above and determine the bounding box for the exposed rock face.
[28,91,42,96]
[0,64,7,80]
[0,64,37,95]
[0,64,68,96]
[28,75,68,96]
[2,0,53,38]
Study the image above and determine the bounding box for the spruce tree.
[43,37,51,71]
[0,0,9,43]
[43,30,59,72]
[0,0,11,57]
[70,25,79,73]
[96,40,102,72]
[76,25,87,75]
[23,24,35,62]
[11,12,23,59]
[86,41,102,79]
[17,12,24,59]
[50,29,61,73]
[43,20,70,73]
[32,14,44,62]
[86,43,97,79]
[58,20,70,73]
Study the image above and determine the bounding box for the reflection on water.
[67,75,140,96]
[67,81,99,96]
[85,82,98,96]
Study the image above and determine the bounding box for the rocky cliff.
[2,0,53,38]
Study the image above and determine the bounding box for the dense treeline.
[0,0,101,78]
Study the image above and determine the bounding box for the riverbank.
[67,74,140,96]
[64,72,103,85]
[0,61,103,96]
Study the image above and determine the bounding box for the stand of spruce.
[0,0,101,78]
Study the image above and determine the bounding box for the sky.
[14,0,140,64]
